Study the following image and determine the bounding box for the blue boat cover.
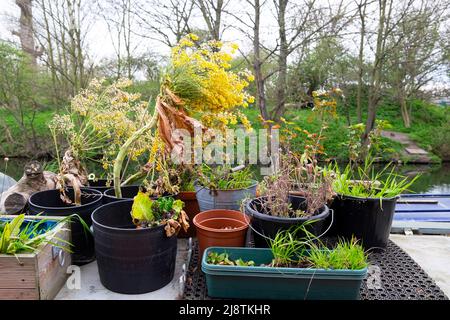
[394,194,450,222]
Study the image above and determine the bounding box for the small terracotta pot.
[176,191,200,238]
[193,209,250,258]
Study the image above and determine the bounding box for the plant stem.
[113,100,159,198]
[121,171,146,187]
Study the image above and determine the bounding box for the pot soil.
[245,195,330,248]
[175,191,200,238]
[193,209,250,258]
[92,199,177,294]
[194,181,258,212]
[331,194,397,250]
[28,187,103,265]
[202,246,367,300]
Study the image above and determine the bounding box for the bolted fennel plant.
[112,34,254,197]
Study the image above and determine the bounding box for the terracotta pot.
[176,191,200,238]
[193,209,250,258]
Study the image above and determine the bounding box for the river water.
[1,158,450,194]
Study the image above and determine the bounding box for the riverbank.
[1,99,448,163]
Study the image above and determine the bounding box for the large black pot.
[103,185,140,204]
[245,195,330,248]
[92,200,177,294]
[88,179,113,192]
[28,187,103,265]
[331,194,398,250]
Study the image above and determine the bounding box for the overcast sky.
[0,0,448,88]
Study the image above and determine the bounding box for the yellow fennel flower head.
[189,33,199,41]
[167,35,255,130]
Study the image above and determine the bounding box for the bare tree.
[195,0,229,41]
[227,0,277,120]
[96,0,136,79]
[362,0,415,147]
[355,0,368,123]
[133,0,194,48]
[12,0,43,65]
[33,0,95,101]
[387,0,449,127]
[271,0,348,121]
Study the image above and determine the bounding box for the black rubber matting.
[183,238,448,300]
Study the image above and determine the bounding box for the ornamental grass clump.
[332,157,419,199]
[0,214,74,255]
[197,164,255,191]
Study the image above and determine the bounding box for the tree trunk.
[252,0,269,120]
[362,0,387,149]
[13,0,42,66]
[356,0,367,124]
[400,96,411,128]
[272,0,288,121]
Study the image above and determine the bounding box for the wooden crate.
[0,215,71,300]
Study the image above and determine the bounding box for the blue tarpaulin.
[394,194,450,222]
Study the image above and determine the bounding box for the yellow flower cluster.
[168,34,255,130]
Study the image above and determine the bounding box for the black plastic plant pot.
[245,195,330,248]
[331,194,398,250]
[91,200,178,294]
[88,179,113,192]
[103,185,140,204]
[28,187,103,265]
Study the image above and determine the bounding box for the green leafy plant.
[197,164,254,190]
[131,192,189,236]
[207,251,255,266]
[307,237,368,270]
[331,157,420,198]
[0,214,73,255]
[269,224,314,267]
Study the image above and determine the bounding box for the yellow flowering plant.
[49,34,255,199]
[112,34,255,197]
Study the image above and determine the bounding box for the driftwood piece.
[0,161,57,214]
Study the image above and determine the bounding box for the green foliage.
[331,158,420,198]
[207,251,255,266]
[0,42,55,156]
[197,164,255,190]
[130,193,185,227]
[269,225,312,267]
[131,191,155,222]
[0,214,72,255]
[207,226,367,270]
[346,119,393,162]
[307,237,368,270]
[270,225,368,270]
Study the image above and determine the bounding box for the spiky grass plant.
[197,164,255,190]
[0,214,80,255]
[307,237,368,270]
[332,157,419,199]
